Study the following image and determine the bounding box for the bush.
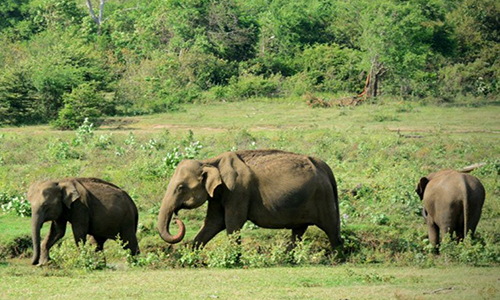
[226,73,282,100]
[206,234,242,268]
[0,67,39,126]
[51,240,107,271]
[52,82,113,130]
[296,43,363,94]
[0,193,31,217]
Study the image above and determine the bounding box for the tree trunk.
[86,0,106,35]
[366,56,381,98]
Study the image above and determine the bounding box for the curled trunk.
[158,202,185,244]
[31,214,43,265]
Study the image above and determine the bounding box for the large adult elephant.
[157,149,342,250]
[415,170,485,247]
[28,178,139,266]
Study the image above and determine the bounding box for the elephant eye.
[177,184,184,192]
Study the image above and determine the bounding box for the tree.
[86,0,105,34]
[358,0,434,97]
[0,68,39,125]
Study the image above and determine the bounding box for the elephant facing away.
[28,178,139,266]
[157,149,342,251]
[416,170,485,247]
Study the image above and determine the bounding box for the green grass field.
[1,262,499,299]
[1,99,499,298]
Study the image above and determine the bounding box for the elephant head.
[27,180,80,265]
[158,159,231,244]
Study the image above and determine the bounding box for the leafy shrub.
[126,251,168,269]
[177,245,205,268]
[47,140,81,161]
[226,73,282,100]
[0,67,40,126]
[439,234,500,266]
[73,118,94,146]
[51,240,107,271]
[206,234,242,268]
[52,82,113,130]
[297,43,363,94]
[0,193,31,217]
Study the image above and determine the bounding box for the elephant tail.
[462,177,470,239]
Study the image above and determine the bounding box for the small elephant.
[416,170,485,247]
[28,178,139,266]
[157,149,342,251]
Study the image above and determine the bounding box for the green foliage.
[206,234,242,268]
[224,73,282,100]
[298,43,363,93]
[1,0,499,124]
[53,82,111,130]
[51,240,107,271]
[0,67,39,126]
[438,234,500,266]
[0,193,31,217]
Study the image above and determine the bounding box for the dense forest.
[0,0,498,128]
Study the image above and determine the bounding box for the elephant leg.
[223,194,248,235]
[316,205,342,251]
[120,230,139,255]
[427,218,440,249]
[287,225,308,252]
[40,219,67,265]
[71,223,89,247]
[317,221,342,252]
[193,200,226,249]
[91,236,107,252]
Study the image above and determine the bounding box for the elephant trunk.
[31,212,44,265]
[158,199,185,244]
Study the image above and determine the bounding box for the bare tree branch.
[86,0,99,26]
[98,0,105,25]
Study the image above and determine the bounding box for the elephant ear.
[218,152,247,191]
[202,166,222,198]
[59,181,81,209]
[416,177,429,200]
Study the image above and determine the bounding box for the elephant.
[27,177,139,266]
[415,170,485,247]
[157,149,342,251]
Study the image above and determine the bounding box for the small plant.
[140,139,159,151]
[126,251,168,269]
[206,234,242,268]
[51,240,107,271]
[1,194,31,217]
[47,140,81,161]
[73,118,95,146]
[93,134,113,150]
[115,146,125,156]
[124,132,136,146]
[372,113,400,122]
[177,245,205,268]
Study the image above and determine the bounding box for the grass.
[0,98,499,298]
[0,262,499,299]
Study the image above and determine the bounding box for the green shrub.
[0,193,31,217]
[206,234,242,268]
[52,82,112,130]
[226,73,282,100]
[0,67,39,126]
[296,43,363,94]
[177,245,205,268]
[439,234,500,266]
[51,240,107,271]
